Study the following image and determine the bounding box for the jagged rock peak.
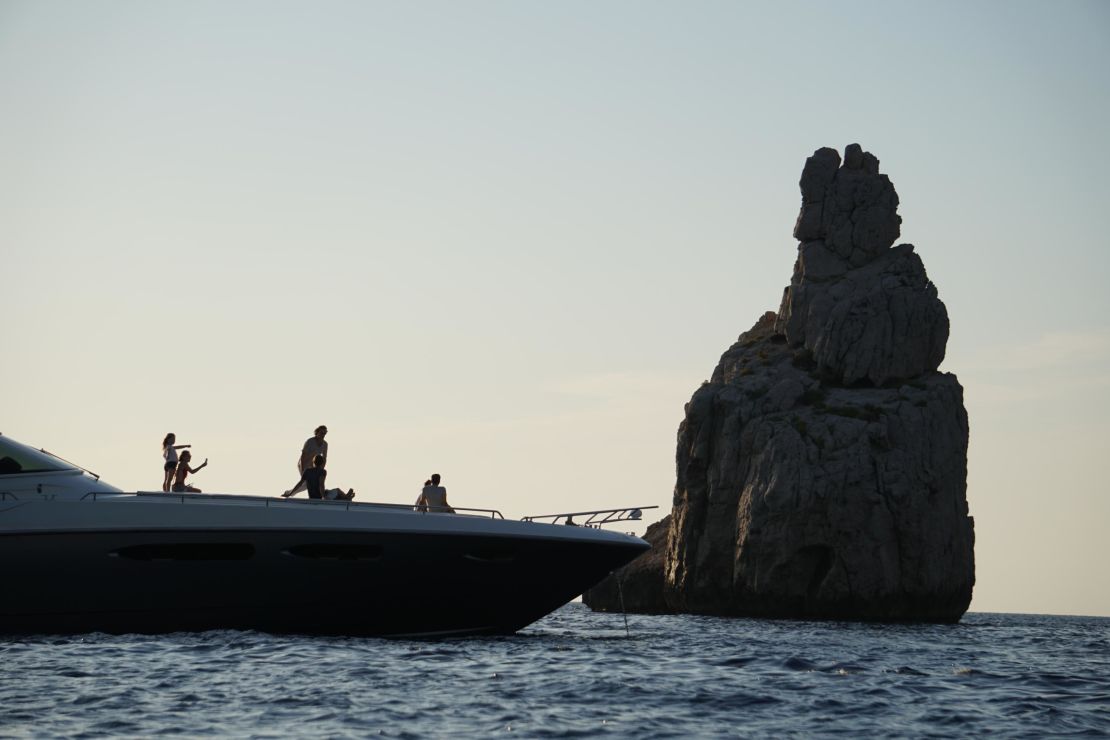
[779,145,948,386]
[793,144,900,268]
[583,145,973,624]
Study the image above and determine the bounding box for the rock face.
[582,516,671,614]
[779,145,949,386]
[587,145,975,622]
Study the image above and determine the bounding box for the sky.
[2,0,1108,617]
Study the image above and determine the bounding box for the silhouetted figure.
[415,479,432,511]
[161,433,191,492]
[283,454,353,500]
[288,425,328,496]
[285,453,326,499]
[416,473,454,514]
[172,450,208,493]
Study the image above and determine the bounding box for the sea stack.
[586,145,974,622]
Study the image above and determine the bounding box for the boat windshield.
[0,435,76,475]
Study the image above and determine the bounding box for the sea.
[1,605,1106,738]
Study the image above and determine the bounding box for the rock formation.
[583,515,671,614]
[779,144,949,386]
[587,145,974,622]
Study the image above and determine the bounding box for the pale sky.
[2,1,1108,617]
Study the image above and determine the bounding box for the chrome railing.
[78,491,504,519]
[521,505,658,528]
[36,448,101,480]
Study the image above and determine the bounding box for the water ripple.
[0,608,1107,737]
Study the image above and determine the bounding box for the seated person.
[416,473,454,514]
[283,455,354,500]
[171,450,208,493]
[414,479,431,512]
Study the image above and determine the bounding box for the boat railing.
[521,505,658,528]
[77,491,504,518]
[36,448,101,480]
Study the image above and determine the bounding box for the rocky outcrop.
[582,516,671,614]
[778,145,949,386]
[587,144,974,622]
[666,313,973,621]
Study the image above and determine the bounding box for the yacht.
[0,434,650,636]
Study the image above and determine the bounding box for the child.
[172,450,208,493]
[162,433,191,492]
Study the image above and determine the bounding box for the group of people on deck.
[161,433,206,493]
[279,425,355,500]
[415,474,454,514]
[160,425,454,512]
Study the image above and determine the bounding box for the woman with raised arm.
[171,450,208,493]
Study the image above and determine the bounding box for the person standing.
[288,425,328,496]
[161,433,191,492]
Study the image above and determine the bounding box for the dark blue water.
[1,605,1107,737]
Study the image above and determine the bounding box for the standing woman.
[172,450,208,493]
[162,433,191,492]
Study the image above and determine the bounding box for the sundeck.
[0,434,650,636]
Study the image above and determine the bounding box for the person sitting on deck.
[288,425,329,496]
[414,478,431,512]
[171,450,208,493]
[415,473,454,514]
[283,454,354,500]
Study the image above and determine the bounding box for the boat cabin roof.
[0,434,75,475]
